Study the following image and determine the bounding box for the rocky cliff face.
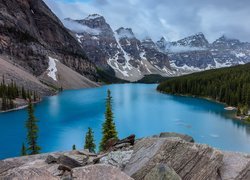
[0,0,98,91]
[1,133,250,180]
[66,15,173,81]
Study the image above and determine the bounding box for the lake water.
[1,84,250,159]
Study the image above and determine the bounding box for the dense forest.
[0,76,39,111]
[157,63,250,109]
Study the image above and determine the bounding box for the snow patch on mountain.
[168,45,207,53]
[114,32,133,70]
[76,34,83,43]
[85,14,102,20]
[47,57,58,81]
[235,52,246,58]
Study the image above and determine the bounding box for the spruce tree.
[84,127,96,153]
[21,86,26,100]
[21,143,27,156]
[99,90,118,151]
[26,100,41,155]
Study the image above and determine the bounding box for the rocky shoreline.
[0,132,249,180]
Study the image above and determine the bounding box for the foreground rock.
[72,165,133,180]
[124,137,223,179]
[144,164,181,180]
[1,133,250,180]
[158,132,195,142]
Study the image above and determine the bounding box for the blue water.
[1,84,250,159]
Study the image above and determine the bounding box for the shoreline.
[0,99,43,113]
[157,90,250,123]
[0,84,102,113]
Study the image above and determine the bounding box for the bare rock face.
[124,137,223,180]
[100,150,134,169]
[0,0,97,84]
[158,132,195,142]
[1,167,59,180]
[144,164,181,180]
[220,152,250,180]
[72,164,133,180]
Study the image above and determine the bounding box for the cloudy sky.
[44,0,250,42]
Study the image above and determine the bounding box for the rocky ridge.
[65,15,173,82]
[0,0,99,94]
[157,33,250,74]
[1,132,249,180]
[66,14,250,81]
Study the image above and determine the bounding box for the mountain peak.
[85,14,104,20]
[115,27,135,39]
[176,32,209,48]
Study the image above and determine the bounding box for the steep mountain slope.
[0,0,98,91]
[0,57,52,96]
[66,15,173,81]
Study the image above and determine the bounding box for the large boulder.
[144,164,181,180]
[72,164,133,180]
[124,137,223,180]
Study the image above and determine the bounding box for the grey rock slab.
[72,164,134,180]
[124,137,223,180]
[144,164,181,180]
[159,132,195,142]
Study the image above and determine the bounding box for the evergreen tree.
[72,144,76,150]
[99,90,118,151]
[21,143,27,156]
[237,105,241,116]
[84,127,96,153]
[25,100,41,155]
[21,86,26,100]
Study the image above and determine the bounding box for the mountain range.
[66,14,250,81]
[0,0,250,95]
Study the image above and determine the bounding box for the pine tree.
[84,127,96,153]
[72,144,76,150]
[237,105,241,116]
[21,143,27,156]
[99,90,118,151]
[26,100,41,155]
[21,86,26,100]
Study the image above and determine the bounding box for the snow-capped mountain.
[157,33,250,72]
[65,15,173,81]
[65,14,250,81]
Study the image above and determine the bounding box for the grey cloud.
[62,19,101,35]
[43,0,250,42]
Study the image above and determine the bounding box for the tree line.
[157,63,250,110]
[21,89,118,155]
[0,76,40,111]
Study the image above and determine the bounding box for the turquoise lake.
[1,83,250,159]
